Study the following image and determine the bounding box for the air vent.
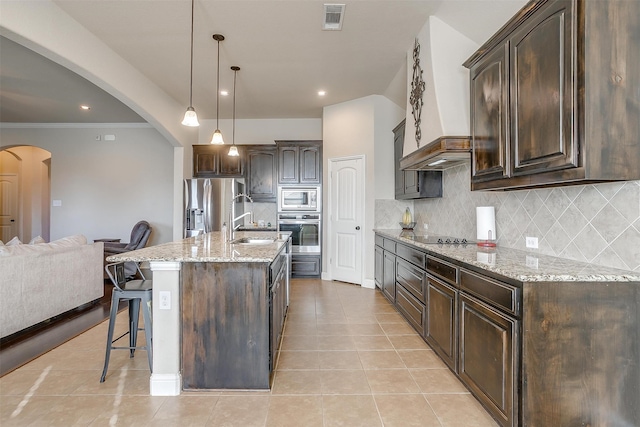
[323,4,345,31]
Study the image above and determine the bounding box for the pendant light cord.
[188,0,195,108]
[216,36,221,130]
[232,68,237,145]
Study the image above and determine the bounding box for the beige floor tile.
[270,370,322,394]
[317,350,363,370]
[206,395,270,427]
[388,334,432,350]
[358,350,406,369]
[398,349,447,369]
[322,395,382,427]
[374,394,442,427]
[345,313,380,323]
[71,367,151,395]
[316,314,348,324]
[276,351,320,370]
[376,312,407,323]
[265,395,323,427]
[381,321,421,335]
[426,393,499,427]
[1,395,65,426]
[148,395,218,426]
[317,335,356,350]
[0,367,94,396]
[352,335,394,350]
[316,323,351,336]
[320,369,371,394]
[282,322,317,336]
[89,395,168,426]
[347,323,385,335]
[280,334,317,351]
[365,369,421,393]
[411,368,468,393]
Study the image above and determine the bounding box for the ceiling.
[0,0,526,124]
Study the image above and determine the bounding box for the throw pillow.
[6,236,22,246]
[0,240,4,246]
[29,236,46,244]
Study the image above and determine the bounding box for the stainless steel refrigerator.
[183,178,245,238]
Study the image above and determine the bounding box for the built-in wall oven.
[277,213,321,254]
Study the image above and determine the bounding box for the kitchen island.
[375,229,640,427]
[106,231,291,395]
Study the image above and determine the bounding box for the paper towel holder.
[476,206,497,248]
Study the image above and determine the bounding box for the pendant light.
[228,66,240,156]
[181,0,199,127]
[210,34,225,144]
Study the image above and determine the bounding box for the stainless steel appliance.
[277,187,320,212]
[183,178,244,237]
[277,213,321,254]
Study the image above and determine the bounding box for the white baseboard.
[150,373,182,396]
[321,271,331,281]
[362,278,375,289]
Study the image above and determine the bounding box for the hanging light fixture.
[210,34,225,144]
[228,66,240,156]
[181,0,199,127]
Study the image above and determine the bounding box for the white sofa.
[0,235,104,338]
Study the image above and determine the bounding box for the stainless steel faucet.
[228,193,254,242]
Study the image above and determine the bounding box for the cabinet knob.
[355,226,360,230]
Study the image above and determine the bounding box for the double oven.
[277,187,321,277]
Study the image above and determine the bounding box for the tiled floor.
[0,278,497,426]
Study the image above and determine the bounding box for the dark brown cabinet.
[276,141,322,185]
[245,146,278,202]
[290,254,321,277]
[382,251,396,303]
[464,0,640,190]
[425,276,457,372]
[193,145,243,178]
[393,120,443,199]
[269,253,287,372]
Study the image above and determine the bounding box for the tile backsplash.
[375,163,640,272]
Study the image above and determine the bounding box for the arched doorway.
[0,146,52,242]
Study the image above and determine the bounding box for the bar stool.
[101,262,152,382]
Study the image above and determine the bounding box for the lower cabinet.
[382,251,396,303]
[269,255,287,373]
[459,293,518,427]
[396,283,426,335]
[291,254,321,278]
[425,277,458,372]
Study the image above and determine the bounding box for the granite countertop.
[106,231,290,263]
[374,229,640,283]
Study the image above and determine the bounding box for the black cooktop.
[403,233,475,245]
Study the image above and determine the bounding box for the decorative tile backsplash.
[376,163,640,272]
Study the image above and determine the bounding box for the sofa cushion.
[29,236,46,244]
[0,234,87,256]
[6,237,22,246]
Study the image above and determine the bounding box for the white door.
[329,156,364,284]
[0,174,19,241]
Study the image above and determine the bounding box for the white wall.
[323,95,404,284]
[0,125,174,245]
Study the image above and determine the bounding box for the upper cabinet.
[276,141,322,185]
[193,145,243,178]
[394,121,443,200]
[245,146,278,202]
[464,0,640,191]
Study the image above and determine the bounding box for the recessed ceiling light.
[318,91,326,96]
[80,105,91,110]
[220,90,229,96]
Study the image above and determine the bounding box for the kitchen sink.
[231,237,277,245]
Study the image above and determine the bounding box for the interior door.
[0,174,19,241]
[329,156,364,284]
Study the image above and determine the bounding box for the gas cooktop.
[403,234,475,245]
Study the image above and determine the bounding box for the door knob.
[355,226,360,230]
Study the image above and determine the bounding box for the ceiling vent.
[323,4,345,31]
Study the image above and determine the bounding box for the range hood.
[400,136,471,171]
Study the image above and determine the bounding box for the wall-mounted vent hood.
[400,136,471,171]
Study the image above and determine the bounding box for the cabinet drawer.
[396,258,427,304]
[427,256,458,286]
[396,284,426,336]
[396,243,426,268]
[460,269,520,316]
[291,255,321,277]
[375,235,384,247]
[383,238,396,252]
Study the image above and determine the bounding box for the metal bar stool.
[101,262,152,382]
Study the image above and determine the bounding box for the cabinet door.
[470,45,509,183]
[403,171,419,196]
[193,145,218,177]
[374,246,383,289]
[382,251,396,303]
[426,277,458,372]
[393,121,407,199]
[278,146,299,184]
[246,147,277,202]
[510,0,577,176]
[299,146,321,184]
[459,293,518,427]
[219,146,244,176]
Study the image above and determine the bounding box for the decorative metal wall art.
[410,38,425,148]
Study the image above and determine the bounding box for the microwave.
[278,187,320,211]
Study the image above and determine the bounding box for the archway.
[0,146,52,242]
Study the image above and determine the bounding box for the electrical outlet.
[526,255,539,269]
[159,291,171,310]
[525,236,538,249]
[423,223,429,231]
